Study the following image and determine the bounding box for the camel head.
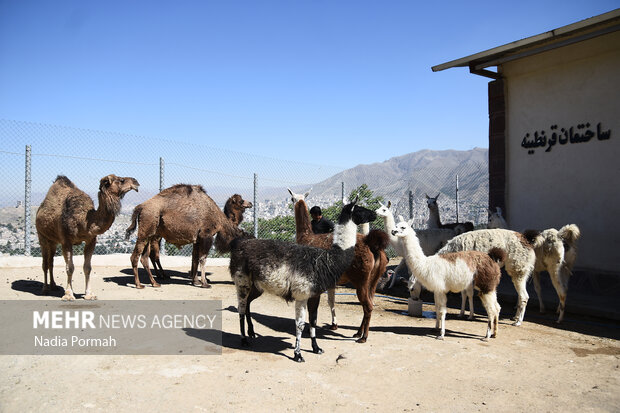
[227,194,253,211]
[99,175,140,199]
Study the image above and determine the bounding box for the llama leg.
[467,285,474,320]
[327,288,338,330]
[293,300,308,362]
[479,290,500,340]
[245,285,262,338]
[549,264,568,323]
[532,271,545,314]
[307,295,323,354]
[511,275,529,326]
[434,292,448,340]
[233,273,252,347]
[130,239,148,289]
[61,244,76,301]
[353,286,372,343]
[83,238,97,300]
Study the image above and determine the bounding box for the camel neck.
[90,191,121,234]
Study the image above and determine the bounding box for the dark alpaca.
[426,193,475,232]
[126,193,252,281]
[36,175,140,300]
[229,199,377,362]
[288,189,389,343]
[126,185,249,289]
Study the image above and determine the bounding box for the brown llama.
[129,193,253,281]
[287,189,389,343]
[35,174,140,300]
[126,184,250,289]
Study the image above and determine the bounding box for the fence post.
[253,173,258,238]
[341,182,345,203]
[159,157,166,256]
[409,190,414,220]
[159,157,165,192]
[24,145,32,256]
[455,174,460,223]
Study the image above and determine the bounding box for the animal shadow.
[11,279,65,298]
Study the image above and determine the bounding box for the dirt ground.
[1,256,619,412]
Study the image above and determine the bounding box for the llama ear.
[488,208,494,214]
[398,215,404,223]
[387,201,391,208]
[304,188,311,198]
[435,193,440,199]
[287,188,293,196]
[497,207,502,215]
[407,219,414,227]
[352,196,359,205]
[425,193,429,199]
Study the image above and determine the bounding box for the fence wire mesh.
[0,119,488,259]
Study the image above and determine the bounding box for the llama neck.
[332,220,357,251]
[294,200,312,241]
[90,191,121,234]
[401,231,428,274]
[427,206,441,228]
[382,212,399,245]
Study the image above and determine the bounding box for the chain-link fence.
[0,119,488,258]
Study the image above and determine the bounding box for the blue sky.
[0,0,617,169]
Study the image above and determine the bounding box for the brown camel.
[126,184,251,289]
[35,174,140,300]
[287,189,389,343]
[128,193,253,281]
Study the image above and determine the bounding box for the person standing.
[310,206,335,234]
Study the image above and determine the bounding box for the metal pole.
[159,157,166,256]
[253,173,258,238]
[341,182,345,204]
[159,157,165,192]
[455,174,460,223]
[24,145,32,256]
[409,190,414,220]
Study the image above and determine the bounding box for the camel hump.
[54,175,76,188]
[162,184,207,197]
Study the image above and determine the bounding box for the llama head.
[487,207,508,229]
[287,188,311,204]
[391,217,414,238]
[375,201,393,218]
[340,197,377,226]
[425,193,440,210]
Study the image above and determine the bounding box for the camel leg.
[40,239,57,294]
[353,285,372,343]
[149,238,167,279]
[140,241,160,288]
[307,295,323,354]
[83,238,97,300]
[190,242,201,287]
[130,239,148,289]
[198,237,213,288]
[293,299,308,362]
[532,271,545,313]
[61,244,76,301]
[327,288,338,330]
[510,274,529,326]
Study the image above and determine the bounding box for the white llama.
[392,217,505,340]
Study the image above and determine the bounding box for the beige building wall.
[503,31,620,273]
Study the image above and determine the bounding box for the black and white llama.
[229,198,376,362]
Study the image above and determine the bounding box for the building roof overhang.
[432,9,620,79]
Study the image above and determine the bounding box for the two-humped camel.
[35,174,140,300]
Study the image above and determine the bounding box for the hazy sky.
[1,1,617,169]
